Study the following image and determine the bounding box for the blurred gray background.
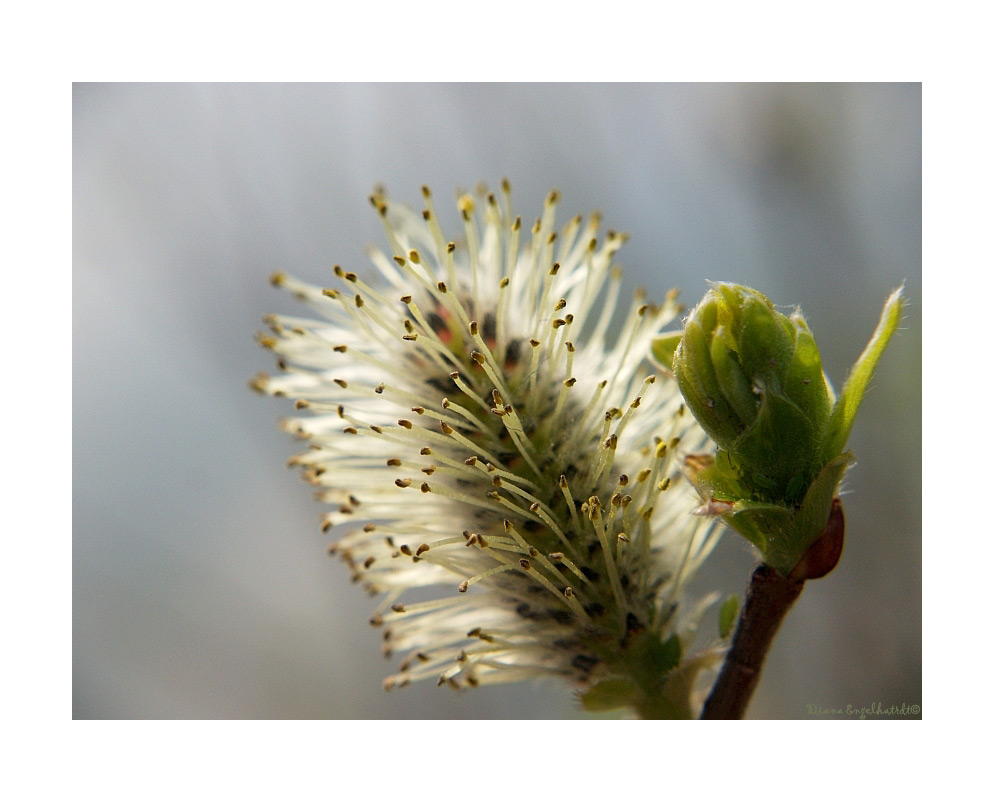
[73,83,920,719]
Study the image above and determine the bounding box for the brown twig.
[700,499,845,719]
[700,564,804,719]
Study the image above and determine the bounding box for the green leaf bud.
[671,283,832,504]
[658,283,904,577]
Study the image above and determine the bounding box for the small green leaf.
[822,287,904,462]
[724,499,795,557]
[719,594,739,639]
[651,332,682,371]
[785,453,850,566]
[580,679,637,712]
[657,633,683,674]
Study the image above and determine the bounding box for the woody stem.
[700,564,804,719]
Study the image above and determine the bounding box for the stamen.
[547,551,590,585]
[571,379,609,449]
[379,593,478,622]
[437,419,506,469]
[495,276,510,365]
[615,531,629,568]
[421,187,457,288]
[613,375,656,442]
[588,497,627,620]
[458,564,517,593]
[558,474,583,537]
[440,396,491,435]
[607,294,651,393]
[533,261,560,332]
[469,535,579,616]
[549,314,573,376]
[556,214,583,266]
[448,371,489,412]
[459,193,482,299]
[502,521,573,589]
[495,407,543,479]
[587,266,623,350]
[505,213,521,290]
[468,324,515,405]
[550,375,577,437]
[525,339,543,406]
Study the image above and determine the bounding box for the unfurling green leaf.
[719,594,739,639]
[821,286,905,463]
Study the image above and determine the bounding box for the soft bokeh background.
[73,83,920,719]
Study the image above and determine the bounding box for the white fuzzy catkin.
[254,184,721,698]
